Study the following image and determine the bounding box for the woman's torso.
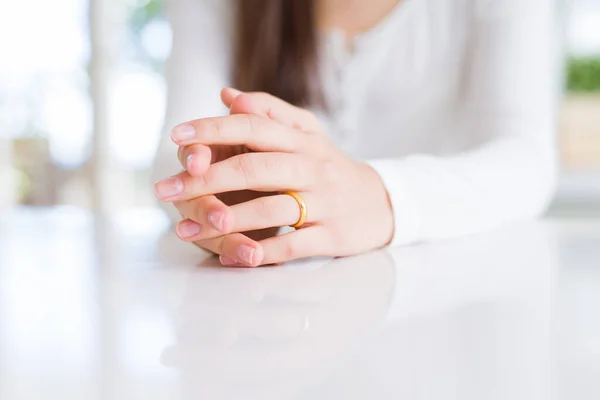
[314,0,473,159]
[177,0,479,160]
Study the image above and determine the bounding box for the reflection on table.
[0,208,598,400]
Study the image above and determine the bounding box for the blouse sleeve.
[367,0,561,246]
[152,0,233,222]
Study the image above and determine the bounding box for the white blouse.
[153,0,560,246]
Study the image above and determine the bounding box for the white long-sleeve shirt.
[153,0,560,246]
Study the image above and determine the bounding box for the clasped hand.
[154,89,393,266]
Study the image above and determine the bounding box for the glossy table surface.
[1,207,599,400]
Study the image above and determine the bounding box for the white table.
[0,208,599,400]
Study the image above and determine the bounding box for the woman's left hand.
[154,94,394,266]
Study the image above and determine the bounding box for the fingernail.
[220,255,239,266]
[154,176,184,199]
[236,245,256,265]
[171,124,196,142]
[177,220,202,238]
[207,211,225,231]
[186,154,194,171]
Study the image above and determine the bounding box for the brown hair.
[233,0,321,107]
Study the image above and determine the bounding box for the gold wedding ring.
[283,191,307,229]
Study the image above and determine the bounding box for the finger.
[195,233,264,267]
[229,91,323,132]
[177,144,212,176]
[222,87,321,131]
[260,226,331,265]
[228,193,319,233]
[170,114,312,154]
[174,196,233,240]
[178,143,244,172]
[220,87,243,108]
[177,193,318,241]
[154,153,319,201]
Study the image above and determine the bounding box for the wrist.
[361,162,395,247]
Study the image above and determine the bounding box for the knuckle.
[281,155,308,184]
[211,118,225,139]
[181,172,208,198]
[320,159,339,183]
[193,171,209,191]
[328,192,346,219]
[303,130,322,148]
[218,236,228,255]
[194,118,223,141]
[305,128,324,142]
[234,154,257,185]
[242,113,257,134]
[255,196,274,219]
[195,238,218,254]
[283,240,299,260]
[262,153,283,174]
[193,119,211,137]
[247,113,270,134]
[257,196,286,223]
[188,199,206,222]
[295,110,320,131]
[241,113,264,140]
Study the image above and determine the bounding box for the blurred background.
[0,0,598,220]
